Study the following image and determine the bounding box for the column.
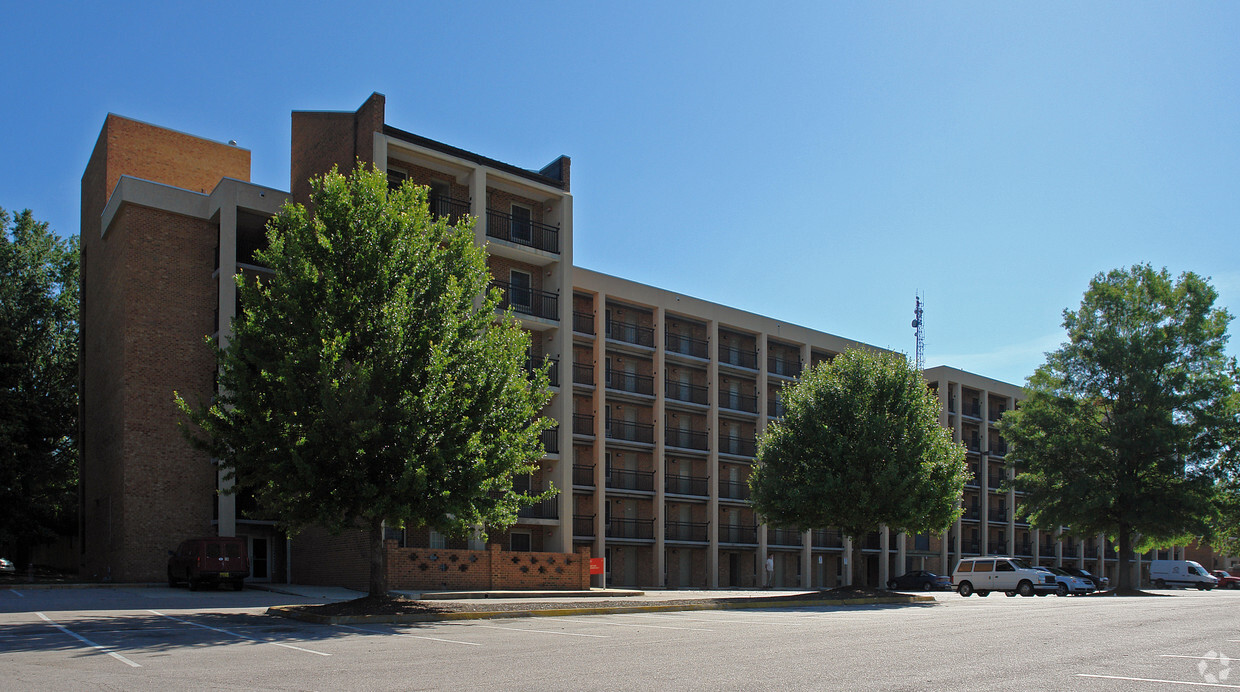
[755,333,768,586]
[802,530,813,589]
[879,525,890,587]
[707,320,720,588]
[653,307,666,586]
[896,531,907,580]
[216,201,237,538]
[843,537,853,586]
[592,292,607,584]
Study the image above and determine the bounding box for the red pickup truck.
[1211,570,1240,589]
[168,537,249,591]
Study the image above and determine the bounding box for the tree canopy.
[749,348,967,585]
[177,166,553,596]
[0,208,79,562]
[999,264,1234,590]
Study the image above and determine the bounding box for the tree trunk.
[369,518,388,597]
[851,545,867,588]
[1117,524,1132,592]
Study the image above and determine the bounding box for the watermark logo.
[1198,650,1232,684]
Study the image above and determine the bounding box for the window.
[957,561,973,573]
[510,532,531,552]
[509,270,532,310]
[429,529,446,549]
[996,560,1014,572]
[511,204,532,242]
[387,168,407,190]
[974,560,994,573]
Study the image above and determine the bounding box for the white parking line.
[612,613,802,626]
[35,612,141,668]
[147,610,330,656]
[9,590,23,598]
[470,624,608,638]
[1077,674,1240,688]
[337,624,480,646]
[1162,654,1240,662]
[539,617,713,632]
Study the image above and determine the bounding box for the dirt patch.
[287,587,905,618]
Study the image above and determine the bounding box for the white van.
[1149,560,1217,590]
[952,556,1059,597]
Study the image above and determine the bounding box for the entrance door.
[728,553,739,587]
[249,536,270,582]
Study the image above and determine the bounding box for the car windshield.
[1010,559,1033,570]
[1047,567,1069,576]
[1189,561,1209,576]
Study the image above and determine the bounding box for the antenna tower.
[912,293,925,371]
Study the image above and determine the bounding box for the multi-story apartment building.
[78,94,1215,588]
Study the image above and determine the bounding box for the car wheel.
[922,582,932,592]
[1017,580,1035,597]
[1231,583,1239,590]
[1005,591,1016,597]
[1056,583,1068,597]
[1155,579,1166,588]
[977,590,990,597]
[958,582,973,597]
[887,580,897,590]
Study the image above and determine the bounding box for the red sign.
[589,558,605,575]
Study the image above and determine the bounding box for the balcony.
[665,473,709,497]
[606,319,654,348]
[719,524,758,544]
[770,528,803,547]
[607,517,655,540]
[492,280,558,321]
[572,413,594,436]
[719,478,750,501]
[572,464,594,486]
[812,529,844,549]
[988,509,1008,522]
[666,332,708,359]
[606,467,655,493]
[963,540,981,554]
[989,442,1008,457]
[540,427,559,455]
[964,401,982,418]
[988,541,1007,554]
[767,355,802,378]
[666,379,709,406]
[719,345,758,370]
[962,508,980,521]
[428,193,470,224]
[665,521,709,542]
[606,418,654,444]
[517,497,559,520]
[572,311,595,335]
[486,207,559,254]
[1063,546,1078,558]
[1015,542,1033,556]
[988,475,1004,489]
[1038,543,1056,556]
[607,370,654,396]
[666,427,709,451]
[965,466,980,487]
[572,362,594,386]
[720,392,758,414]
[525,357,559,387]
[719,434,757,457]
[573,514,595,537]
[861,532,881,550]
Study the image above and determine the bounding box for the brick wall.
[291,525,372,591]
[290,93,386,207]
[485,188,545,225]
[487,255,544,293]
[387,543,591,591]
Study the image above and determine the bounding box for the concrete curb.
[0,582,164,590]
[266,594,935,625]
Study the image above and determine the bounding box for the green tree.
[1000,265,1234,591]
[177,166,553,597]
[749,348,967,587]
[0,208,79,563]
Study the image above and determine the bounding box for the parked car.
[1034,566,1094,596]
[167,537,249,591]
[1059,566,1109,591]
[1149,559,1216,590]
[1210,570,1240,589]
[0,558,13,573]
[888,570,953,591]
[952,556,1058,597]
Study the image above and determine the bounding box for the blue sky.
[3,2,1237,385]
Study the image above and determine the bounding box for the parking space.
[5,588,1240,689]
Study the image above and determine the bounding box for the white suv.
[953,556,1059,597]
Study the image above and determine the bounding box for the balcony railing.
[963,540,981,554]
[965,402,982,418]
[573,514,595,537]
[486,208,559,254]
[812,529,844,548]
[1015,543,1033,556]
[988,509,1008,522]
[525,357,559,387]
[719,434,757,457]
[665,332,708,359]
[428,194,470,224]
[606,467,655,492]
[767,355,802,378]
[720,392,758,414]
[606,418,654,444]
[572,413,594,436]
[606,319,654,348]
[572,311,595,335]
[771,528,803,547]
[572,464,594,486]
[963,508,981,521]
[1063,546,1078,558]
[719,478,750,500]
[989,442,1008,457]
[607,518,654,540]
[572,362,594,385]
[719,345,758,370]
[719,524,758,544]
[666,521,709,542]
[988,474,1004,489]
[517,496,559,520]
[988,541,1007,554]
[665,473,709,496]
[965,466,980,487]
[666,427,709,451]
[666,379,709,406]
[492,280,558,321]
[607,370,654,396]
[540,427,559,455]
[861,532,881,550]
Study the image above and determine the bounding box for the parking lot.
[3,586,1239,690]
